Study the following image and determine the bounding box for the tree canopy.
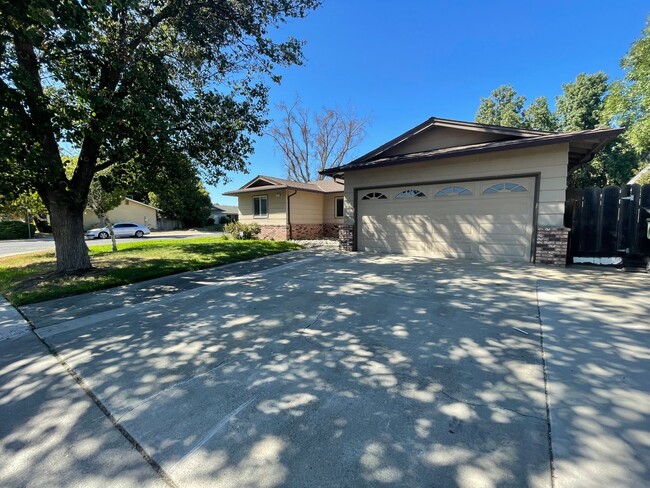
[0,0,320,271]
[268,98,369,182]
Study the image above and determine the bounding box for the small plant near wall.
[224,222,261,239]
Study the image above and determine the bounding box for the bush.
[206,217,215,226]
[224,221,261,239]
[0,220,37,240]
[219,215,233,225]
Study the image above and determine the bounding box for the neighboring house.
[223,176,344,240]
[319,117,622,265]
[210,203,239,222]
[83,197,159,231]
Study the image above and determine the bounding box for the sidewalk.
[0,297,164,487]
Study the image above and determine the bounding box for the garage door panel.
[358,177,535,262]
[477,243,529,258]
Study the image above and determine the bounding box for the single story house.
[223,176,344,240]
[210,203,239,222]
[319,117,622,265]
[83,197,159,231]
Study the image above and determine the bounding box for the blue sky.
[209,0,649,205]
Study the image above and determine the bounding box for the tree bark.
[49,198,92,273]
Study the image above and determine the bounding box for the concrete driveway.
[4,250,649,487]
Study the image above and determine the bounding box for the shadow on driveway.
[22,253,557,487]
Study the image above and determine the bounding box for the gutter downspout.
[287,190,298,240]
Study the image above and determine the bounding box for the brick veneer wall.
[258,225,288,240]
[322,224,341,238]
[535,227,569,266]
[339,225,354,251]
[290,224,323,240]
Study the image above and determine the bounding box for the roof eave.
[322,128,624,176]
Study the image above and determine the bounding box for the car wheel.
[135,230,144,238]
[98,231,109,239]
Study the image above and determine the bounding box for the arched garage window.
[435,186,472,196]
[483,182,527,194]
[362,192,388,200]
[395,189,426,199]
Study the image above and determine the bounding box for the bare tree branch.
[268,97,369,182]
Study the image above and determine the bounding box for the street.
[0,230,224,258]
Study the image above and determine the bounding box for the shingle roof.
[211,204,238,214]
[321,127,624,177]
[223,175,343,196]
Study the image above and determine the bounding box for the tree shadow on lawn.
[30,256,560,487]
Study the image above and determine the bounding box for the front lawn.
[0,237,302,306]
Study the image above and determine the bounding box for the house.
[83,197,159,231]
[319,117,622,265]
[210,203,239,223]
[223,176,344,240]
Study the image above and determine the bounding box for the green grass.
[0,237,302,306]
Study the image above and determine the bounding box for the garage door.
[358,177,536,262]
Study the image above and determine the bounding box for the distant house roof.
[320,117,624,177]
[223,175,344,196]
[211,204,239,214]
[124,197,160,211]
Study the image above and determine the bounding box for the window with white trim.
[483,182,527,194]
[335,197,344,218]
[253,195,268,217]
[435,186,472,196]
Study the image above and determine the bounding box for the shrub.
[224,221,261,239]
[0,220,37,240]
[219,215,233,225]
[206,217,215,226]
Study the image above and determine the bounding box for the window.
[483,182,527,194]
[253,195,268,217]
[362,192,388,200]
[435,186,472,196]
[335,197,344,218]
[395,189,426,199]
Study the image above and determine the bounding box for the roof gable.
[352,117,553,165]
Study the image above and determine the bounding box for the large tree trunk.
[49,199,92,273]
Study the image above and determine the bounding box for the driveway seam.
[535,280,556,488]
[11,305,178,488]
[438,390,546,422]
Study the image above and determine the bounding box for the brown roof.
[321,126,624,177]
[223,175,343,196]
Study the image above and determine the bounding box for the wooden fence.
[564,184,650,259]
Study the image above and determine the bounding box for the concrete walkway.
[0,297,165,487]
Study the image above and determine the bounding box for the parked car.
[85,222,151,239]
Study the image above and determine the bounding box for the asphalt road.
[0,231,223,258]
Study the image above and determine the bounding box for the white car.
[85,222,151,239]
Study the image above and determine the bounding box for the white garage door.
[358,177,536,262]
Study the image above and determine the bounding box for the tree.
[268,98,368,182]
[0,191,47,223]
[0,1,319,272]
[475,85,526,128]
[150,178,212,228]
[523,97,558,131]
[86,170,127,252]
[556,72,609,131]
[605,16,650,161]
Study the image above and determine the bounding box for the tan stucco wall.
[383,126,510,156]
[238,190,287,225]
[322,192,345,225]
[83,199,158,230]
[343,143,569,228]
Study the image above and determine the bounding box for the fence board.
[565,183,650,259]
